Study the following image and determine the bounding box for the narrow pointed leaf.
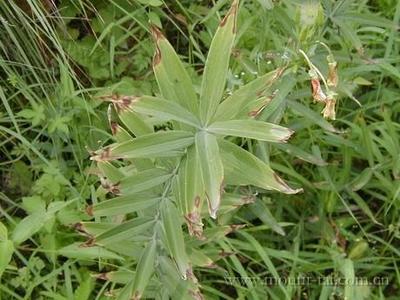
[174,145,204,237]
[161,200,191,279]
[131,96,200,128]
[91,131,194,161]
[12,212,50,245]
[118,107,153,137]
[119,168,172,195]
[131,238,157,299]
[95,217,155,245]
[151,26,198,114]
[92,196,161,217]
[195,132,224,218]
[214,69,281,121]
[59,243,123,260]
[0,239,13,277]
[97,162,124,183]
[250,201,285,236]
[220,140,302,194]
[200,0,239,124]
[208,119,293,142]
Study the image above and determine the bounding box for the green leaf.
[94,217,155,245]
[161,200,191,279]
[91,196,161,217]
[249,201,285,236]
[91,131,194,161]
[74,273,93,300]
[288,100,338,133]
[274,143,328,166]
[118,108,153,137]
[17,103,45,126]
[199,0,239,124]
[174,145,204,237]
[0,222,7,241]
[59,243,123,260]
[208,119,294,142]
[12,212,50,245]
[219,139,302,194]
[338,258,356,300]
[97,161,125,183]
[256,0,274,10]
[195,131,224,218]
[213,69,280,121]
[349,168,373,191]
[130,96,200,128]
[0,240,13,277]
[238,231,289,298]
[119,168,172,195]
[151,26,198,114]
[131,238,157,299]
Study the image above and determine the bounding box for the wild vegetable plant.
[80,1,303,298]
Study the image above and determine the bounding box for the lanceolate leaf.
[130,96,200,128]
[131,238,157,299]
[118,107,153,137]
[161,200,191,279]
[219,139,302,194]
[91,131,194,161]
[214,68,282,121]
[12,211,50,245]
[249,200,286,236]
[91,196,161,217]
[0,239,13,277]
[199,0,239,124]
[174,145,204,237]
[208,119,294,142]
[95,217,155,245]
[97,161,125,183]
[151,26,198,114]
[59,243,123,261]
[195,131,224,218]
[119,168,172,195]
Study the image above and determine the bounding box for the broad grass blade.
[195,131,224,218]
[200,0,239,124]
[208,119,293,142]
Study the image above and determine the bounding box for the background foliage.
[1,0,400,299]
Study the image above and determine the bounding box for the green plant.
[77,1,305,298]
[1,0,400,299]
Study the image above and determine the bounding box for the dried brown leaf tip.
[248,90,278,117]
[185,211,204,240]
[273,173,303,194]
[90,147,112,162]
[240,194,255,205]
[81,237,96,247]
[85,205,94,217]
[100,177,121,194]
[73,222,92,237]
[94,272,110,281]
[150,25,164,66]
[99,94,138,112]
[220,0,239,32]
[228,224,246,233]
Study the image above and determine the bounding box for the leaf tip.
[150,25,164,66]
[273,173,303,194]
[220,0,239,31]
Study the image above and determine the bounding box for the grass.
[1,0,400,299]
